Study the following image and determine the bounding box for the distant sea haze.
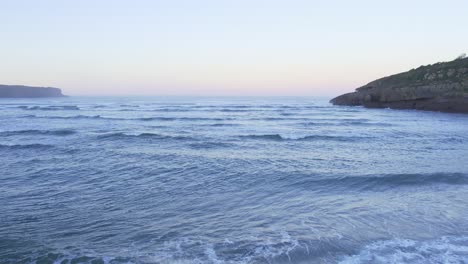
[1,96,468,263]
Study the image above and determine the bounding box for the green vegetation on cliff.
[361,56,467,90]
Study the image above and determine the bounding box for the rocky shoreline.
[0,85,65,98]
[331,56,468,113]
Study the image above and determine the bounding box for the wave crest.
[0,129,76,136]
[286,173,468,192]
[0,143,54,150]
[97,132,194,141]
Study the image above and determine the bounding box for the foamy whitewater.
[1,97,468,264]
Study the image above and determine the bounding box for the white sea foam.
[339,236,468,264]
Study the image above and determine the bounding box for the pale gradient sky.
[1,0,467,96]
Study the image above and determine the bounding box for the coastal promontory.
[330,56,468,113]
[0,85,65,98]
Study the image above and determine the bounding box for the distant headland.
[331,55,468,113]
[0,85,65,98]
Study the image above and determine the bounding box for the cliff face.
[331,57,468,113]
[0,85,65,98]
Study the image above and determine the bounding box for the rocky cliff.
[330,57,468,113]
[0,85,65,98]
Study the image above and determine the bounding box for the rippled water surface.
[1,97,468,263]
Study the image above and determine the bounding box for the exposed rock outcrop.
[331,57,468,113]
[0,85,65,98]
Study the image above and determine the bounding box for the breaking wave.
[239,134,370,142]
[137,117,233,122]
[300,121,393,127]
[0,235,333,264]
[17,105,80,111]
[20,115,236,122]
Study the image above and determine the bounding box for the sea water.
[1,96,468,263]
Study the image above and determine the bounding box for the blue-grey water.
[1,97,468,264]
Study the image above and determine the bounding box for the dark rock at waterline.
[331,56,468,113]
[0,85,65,98]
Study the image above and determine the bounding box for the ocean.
[1,96,468,264]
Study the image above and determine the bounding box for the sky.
[1,0,467,96]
